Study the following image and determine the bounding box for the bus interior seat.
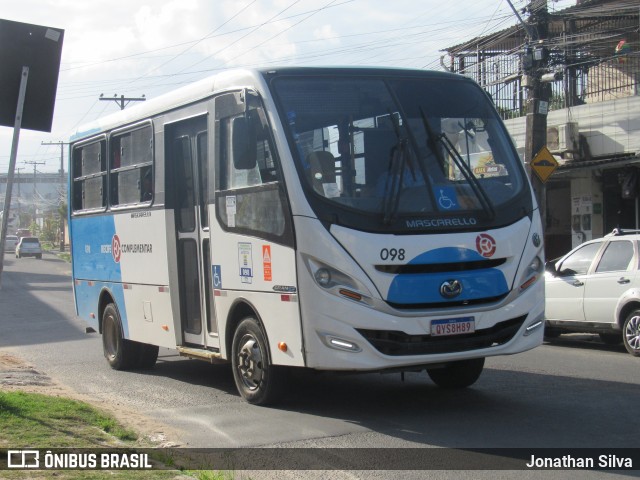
[307,151,336,195]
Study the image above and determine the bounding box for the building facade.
[443,0,640,259]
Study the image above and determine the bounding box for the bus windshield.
[271,73,533,232]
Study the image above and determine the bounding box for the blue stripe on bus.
[386,247,508,305]
[71,216,130,338]
[74,281,129,338]
[71,215,120,282]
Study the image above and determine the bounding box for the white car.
[545,229,640,357]
[15,236,42,259]
[4,235,18,252]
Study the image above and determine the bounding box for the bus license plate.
[431,317,475,337]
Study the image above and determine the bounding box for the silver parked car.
[545,229,640,357]
[4,235,18,252]
[15,236,42,259]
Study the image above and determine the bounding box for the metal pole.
[0,66,29,288]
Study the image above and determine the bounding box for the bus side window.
[216,102,288,240]
[110,124,153,207]
[71,140,107,212]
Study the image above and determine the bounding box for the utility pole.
[23,160,45,227]
[15,167,24,224]
[507,0,550,229]
[99,93,145,110]
[41,140,68,177]
[42,140,69,250]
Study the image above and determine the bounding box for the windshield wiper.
[381,111,415,225]
[419,107,495,220]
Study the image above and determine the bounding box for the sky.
[0,0,577,174]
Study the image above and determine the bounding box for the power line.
[120,0,259,88]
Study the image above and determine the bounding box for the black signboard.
[0,19,64,132]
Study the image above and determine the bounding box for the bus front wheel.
[102,303,139,370]
[231,317,285,405]
[426,358,485,389]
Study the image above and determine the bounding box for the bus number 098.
[380,248,405,261]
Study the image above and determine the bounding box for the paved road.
[1,252,638,479]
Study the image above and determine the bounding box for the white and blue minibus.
[69,67,545,404]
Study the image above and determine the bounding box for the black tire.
[622,310,640,357]
[598,332,622,345]
[427,358,485,389]
[102,303,140,370]
[231,317,286,405]
[136,343,159,369]
[36,254,42,259]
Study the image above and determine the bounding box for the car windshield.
[271,73,532,233]
[22,238,39,244]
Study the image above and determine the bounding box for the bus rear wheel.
[231,317,285,405]
[426,358,485,388]
[102,303,139,370]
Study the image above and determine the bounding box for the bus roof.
[70,67,466,143]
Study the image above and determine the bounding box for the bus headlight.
[529,256,542,272]
[303,255,375,306]
[519,255,544,292]
[314,268,332,287]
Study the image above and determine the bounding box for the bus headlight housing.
[519,255,544,292]
[304,255,375,306]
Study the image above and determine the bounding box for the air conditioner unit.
[547,122,579,152]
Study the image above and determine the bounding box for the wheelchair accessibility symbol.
[212,265,222,289]
[437,187,458,210]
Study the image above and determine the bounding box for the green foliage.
[41,216,60,243]
[0,390,137,447]
[28,221,40,237]
[0,390,231,479]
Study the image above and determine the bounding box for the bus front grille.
[356,315,527,356]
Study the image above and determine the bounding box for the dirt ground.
[0,351,182,448]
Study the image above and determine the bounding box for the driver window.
[558,242,601,276]
[215,93,290,243]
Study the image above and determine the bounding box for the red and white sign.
[262,245,272,282]
[476,233,496,258]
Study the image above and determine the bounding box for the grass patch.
[41,245,71,262]
[0,390,138,448]
[0,391,239,479]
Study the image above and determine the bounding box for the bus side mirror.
[232,116,257,170]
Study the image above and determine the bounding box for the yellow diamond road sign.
[531,146,559,183]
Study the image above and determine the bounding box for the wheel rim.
[103,314,118,360]
[625,315,640,352]
[236,334,264,391]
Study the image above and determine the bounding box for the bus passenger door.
[167,115,218,348]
